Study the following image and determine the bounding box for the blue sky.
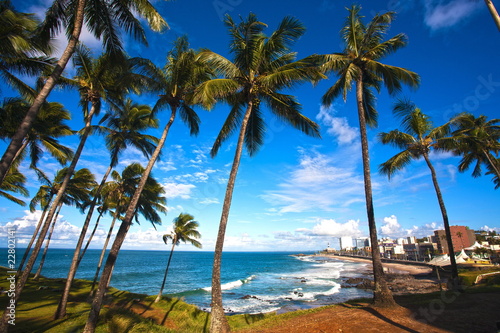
[1,0,499,252]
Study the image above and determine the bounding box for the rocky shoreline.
[342,273,442,294]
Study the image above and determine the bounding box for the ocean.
[1,248,373,314]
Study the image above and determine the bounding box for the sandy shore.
[318,254,434,276]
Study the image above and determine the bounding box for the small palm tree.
[378,99,459,289]
[155,213,201,303]
[89,163,166,292]
[194,14,321,332]
[456,231,464,249]
[447,113,500,184]
[316,5,420,307]
[32,168,96,280]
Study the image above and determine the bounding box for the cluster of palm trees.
[1,1,499,332]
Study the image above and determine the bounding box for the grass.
[1,266,500,332]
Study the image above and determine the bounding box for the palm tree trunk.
[355,78,396,308]
[1,104,97,329]
[422,153,460,289]
[17,196,53,273]
[11,139,29,167]
[484,0,500,31]
[155,242,176,303]
[83,108,176,333]
[33,203,63,280]
[0,0,87,187]
[78,205,107,263]
[90,211,119,292]
[211,102,253,333]
[55,164,113,319]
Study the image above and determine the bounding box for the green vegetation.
[2,266,500,332]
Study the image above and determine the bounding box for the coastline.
[315,253,434,276]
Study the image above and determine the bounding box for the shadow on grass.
[161,298,180,325]
[360,307,420,333]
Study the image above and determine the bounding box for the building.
[403,242,437,261]
[339,236,353,250]
[434,226,476,254]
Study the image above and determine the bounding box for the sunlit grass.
[1,266,499,332]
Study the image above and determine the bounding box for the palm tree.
[82,36,211,333]
[447,113,500,184]
[456,231,464,249]
[2,48,146,326]
[83,165,166,333]
[88,163,163,292]
[378,99,459,289]
[0,0,168,187]
[155,213,201,303]
[194,14,321,332]
[32,168,96,280]
[0,0,54,99]
[317,5,420,307]
[0,97,74,169]
[54,100,158,319]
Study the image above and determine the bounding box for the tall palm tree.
[378,99,459,289]
[0,0,168,186]
[83,36,211,333]
[0,97,74,169]
[1,48,146,327]
[193,14,321,332]
[155,213,201,303]
[0,0,54,99]
[448,113,500,183]
[54,100,158,319]
[32,168,96,279]
[83,165,166,333]
[317,5,420,307]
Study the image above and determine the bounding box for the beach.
[320,253,433,275]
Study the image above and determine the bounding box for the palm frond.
[379,149,413,179]
[211,103,245,157]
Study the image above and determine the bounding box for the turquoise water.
[1,249,372,314]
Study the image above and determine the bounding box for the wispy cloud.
[316,105,358,145]
[261,149,364,213]
[424,0,482,30]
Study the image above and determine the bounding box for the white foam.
[202,275,255,292]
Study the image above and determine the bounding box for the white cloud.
[199,198,220,205]
[297,218,363,238]
[122,227,164,248]
[0,210,82,246]
[162,182,196,199]
[262,150,365,213]
[316,106,358,145]
[481,225,500,233]
[380,215,402,235]
[424,0,482,30]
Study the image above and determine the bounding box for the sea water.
[0,249,373,314]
